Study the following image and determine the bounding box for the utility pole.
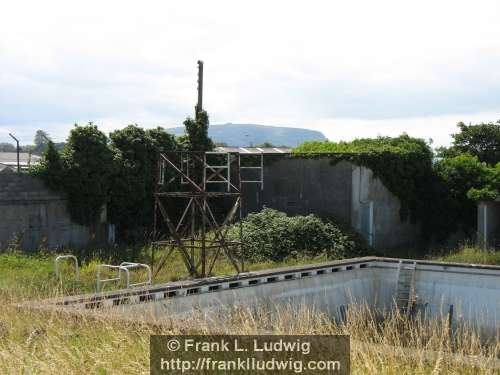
[196,60,203,119]
[9,133,20,173]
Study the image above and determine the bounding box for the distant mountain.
[166,123,326,147]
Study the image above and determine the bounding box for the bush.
[108,125,178,240]
[230,208,369,262]
[32,123,114,226]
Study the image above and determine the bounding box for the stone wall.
[0,170,104,251]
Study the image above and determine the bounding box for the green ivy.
[294,135,434,222]
[108,125,178,240]
[61,124,115,225]
[293,136,500,245]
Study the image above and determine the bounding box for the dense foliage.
[33,123,179,232]
[32,110,214,241]
[61,124,115,225]
[179,110,214,151]
[437,121,500,202]
[108,125,178,239]
[294,125,500,246]
[438,121,500,165]
[32,141,64,191]
[230,208,369,262]
[32,124,114,226]
[433,155,494,233]
[467,163,500,201]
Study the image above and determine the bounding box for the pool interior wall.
[26,257,500,335]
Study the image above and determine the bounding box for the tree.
[434,154,493,234]
[467,162,500,201]
[32,141,64,191]
[34,130,50,147]
[108,125,178,239]
[439,121,500,165]
[180,110,214,151]
[62,123,114,225]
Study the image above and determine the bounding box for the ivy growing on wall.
[294,135,434,223]
[32,123,179,232]
[293,135,497,246]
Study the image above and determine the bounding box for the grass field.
[436,245,500,266]
[0,245,498,374]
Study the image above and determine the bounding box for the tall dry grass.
[0,250,498,373]
[0,292,498,374]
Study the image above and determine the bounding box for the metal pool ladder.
[96,262,152,292]
[395,260,417,316]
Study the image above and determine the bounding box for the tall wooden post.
[196,60,203,119]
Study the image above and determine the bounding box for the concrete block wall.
[0,170,100,251]
[242,157,352,222]
[241,155,419,251]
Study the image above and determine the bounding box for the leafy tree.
[439,121,500,165]
[62,123,114,225]
[31,141,64,191]
[467,162,500,201]
[34,130,50,147]
[32,129,51,154]
[108,125,178,239]
[180,110,214,151]
[433,154,493,235]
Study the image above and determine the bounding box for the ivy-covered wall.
[292,135,485,247]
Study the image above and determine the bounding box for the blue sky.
[1,0,499,146]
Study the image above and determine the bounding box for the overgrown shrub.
[30,140,64,191]
[61,124,115,225]
[32,123,180,240]
[108,125,178,240]
[230,208,369,262]
[33,123,114,226]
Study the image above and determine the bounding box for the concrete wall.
[34,258,500,335]
[241,156,418,250]
[242,157,352,222]
[414,263,499,334]
[122,267,378,324]
[0,170,103,251]
[351,166,418,250]
[477,201,500,248]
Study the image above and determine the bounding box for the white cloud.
[1,0,499,145]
